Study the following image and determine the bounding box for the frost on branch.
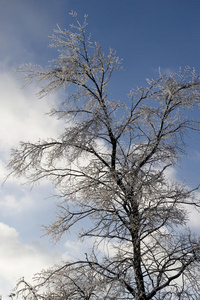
[8,12,200,300]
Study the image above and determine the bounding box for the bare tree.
[8,12,200,299]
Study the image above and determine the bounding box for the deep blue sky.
[3,1,200,79]
[1,1,200,298]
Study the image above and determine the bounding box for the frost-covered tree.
[8,12,200,300]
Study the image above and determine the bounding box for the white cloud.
[164,166,177,181]
[0,69,70,299]
[0,192,33,215]
[0,222,59,300]
[187,202,200,231]
[0,70,65,190]
[163,166,200,231]
[0,221,94,300]
[0,72,62,155]
[63,238,95,261]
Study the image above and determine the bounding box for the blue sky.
[1,0,200,298]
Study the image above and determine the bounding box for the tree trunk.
[130,200,146,300]
[133,237,146,300]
